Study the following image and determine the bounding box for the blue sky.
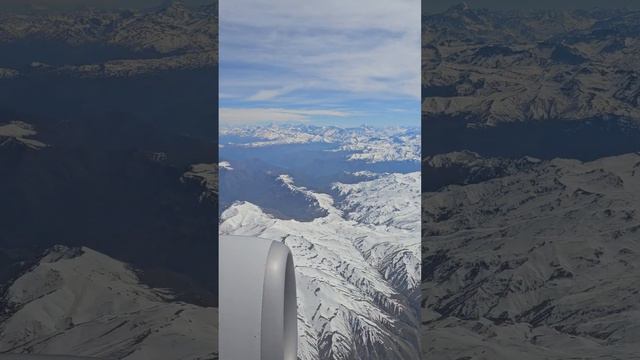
[219,0,421,128]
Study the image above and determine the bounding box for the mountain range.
[423,6,640,125]
[422,5,640,359]
[0,1,217,78]
[0,1,219,358]
[221,125,421,163]
[220,171,421,360]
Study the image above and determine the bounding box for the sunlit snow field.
[219,124,422,360]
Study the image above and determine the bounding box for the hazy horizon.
[0,0,212,12]
[424,0,640,14]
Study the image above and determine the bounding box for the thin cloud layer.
[220,0,420,126]
[219,107,349,125]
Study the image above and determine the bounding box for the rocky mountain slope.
[422,7,640,358]
[182,163,219,203]
[0,1,217,78]
[0,246,218,360]
[421,152,640,359]
[423,6,640,125]
[220,172,421,360]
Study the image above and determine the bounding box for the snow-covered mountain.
[0,246,218,360]
[334,172,421,231]
[221,125,420,163]
[423,6,640,125]
[421,152,640,359]
[220,172,421,360]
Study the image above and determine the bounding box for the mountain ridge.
[220,172,421,360]
[0,245,218,360]
[423,8,640,125]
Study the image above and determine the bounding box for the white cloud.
[219,107,350,125]
[220,0,421,105]
[247,84,301,101]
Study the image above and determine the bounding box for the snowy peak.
[5,246,152,309]
[0,246,218,360]
[221,125,420,163]
[334,172,421,231]
[38,245,85,263]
